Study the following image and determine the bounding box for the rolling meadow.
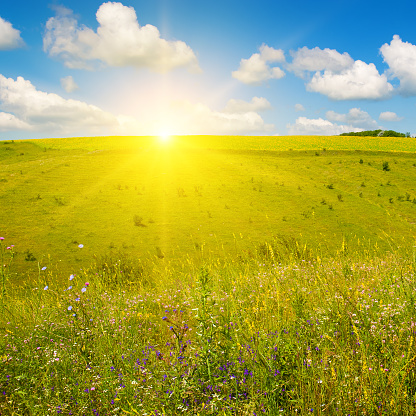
[1,135,416,415]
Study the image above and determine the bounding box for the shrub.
[133,215,146,227]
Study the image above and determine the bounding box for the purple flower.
[68,306,72,311]
[81,287,86,293]
[41,266,47,271]
[44,286,48,290]
[78,244,84,248]
[0,237,4,241]
[69,274,75,280]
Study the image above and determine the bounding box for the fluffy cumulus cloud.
[0,111,31,132]
[43,2,200,73]
[232,44,285,85]
[0,16,25,50]
[380,35,416,96]
[0,75,273,136]
[0,74,132,136]
[326,108,379,130]
[295,103,305,112]
[60,75,79,93]
[222,96,271,113]
[163,98,274,135]
[379,111,403,122]
[289,46,354,76]
[307,61,394,100]
[287,116,363,135]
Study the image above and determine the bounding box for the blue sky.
[1,0,416,139]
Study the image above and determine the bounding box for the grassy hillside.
[2,135,416,415]
[1,136,416,279]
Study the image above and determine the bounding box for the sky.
[1,0,416,139]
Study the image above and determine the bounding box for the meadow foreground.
[1,135,416,415]
[1,238,416,415]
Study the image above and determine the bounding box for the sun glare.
[158,132,171,144]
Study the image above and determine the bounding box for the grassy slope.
[1,136,416,279]
[2,136,416,415]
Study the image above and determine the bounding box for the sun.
[158,132,172,144]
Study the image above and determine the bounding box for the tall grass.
[1,236,416,415]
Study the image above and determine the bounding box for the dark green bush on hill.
[340,129,407,137]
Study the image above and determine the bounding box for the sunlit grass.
[2,138,416,281]
[1,237,416,415]
[2,135,416,414]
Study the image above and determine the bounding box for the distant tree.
[340,129,405,137]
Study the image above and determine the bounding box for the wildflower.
[69,274,75,280]
[85,282,89,286]
[68,306,73,311]
[78,244,84,248]
[81,287,87,293]
[44,286,48,290]
[0,237,4,241]
[41,266,47,271]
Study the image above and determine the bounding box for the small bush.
[133,215,146,227]
[24,250,36,262]
[383,161,390,171]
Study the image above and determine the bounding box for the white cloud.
[326,108,379,130]
[0,16,25,50]
[0,112,31,132]
[380,35,416,96]
[307,60,394,100]
[287,116,363,135]
[295,103,305,112]
[232,44,285,85]
[0,74,274,136]
[289,46,354,76]
[379,111,403,122]
[223,96,271,113]
[60,75,79,93]
[167,100,275,135]
[43,2,201,73]
[0,74,127,136]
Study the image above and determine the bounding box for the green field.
[2,135,416,415]
[1,135,416,278]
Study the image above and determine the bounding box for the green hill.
[1,136,416,280]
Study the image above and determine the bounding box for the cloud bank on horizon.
[1,0,416,138]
